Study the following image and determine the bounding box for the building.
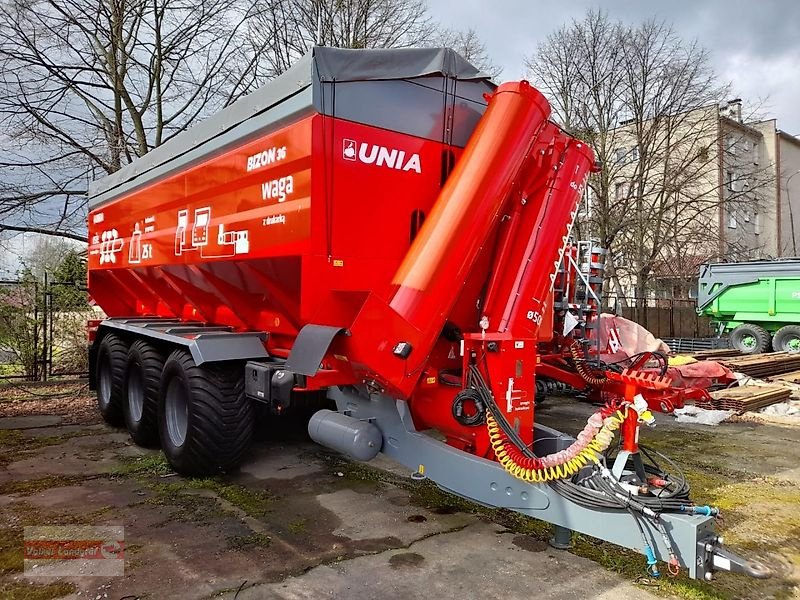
[600,100,800,300]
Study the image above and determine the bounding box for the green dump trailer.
[697,259,800,353]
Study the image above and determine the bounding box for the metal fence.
[0,276,91,381]
[603,296,716,339]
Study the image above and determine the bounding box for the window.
[614,146,639,165]
[745,211,750,223]
[728,211,737,229]
[753,144,760,165]
[726,171,744,193]
[725,135,736,155]
[754,212,761,235]
[615,182,628,201]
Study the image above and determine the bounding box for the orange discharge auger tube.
[388,81,551,341]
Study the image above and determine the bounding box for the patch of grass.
[200,479,272,517]
[111,453,172,478]
[287,519,307,534]
[0,429,25,447]
[0,581,76,600]
[227,532,272,550]
[0,527,23,574]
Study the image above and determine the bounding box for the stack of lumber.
[768,370,800,384]
[688,348,743,361]
[719,352,800,378]
[704,384,791,413]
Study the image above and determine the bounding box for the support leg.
[550,525,573,550]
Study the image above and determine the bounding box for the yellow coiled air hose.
[487,408,627,483]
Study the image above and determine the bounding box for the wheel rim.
[788,337,800,352]
[127,366,144,423]
[741,335,756,349]
[165,378,189,447]
[98,354,112,410]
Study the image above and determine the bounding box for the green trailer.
[697,259,800,353]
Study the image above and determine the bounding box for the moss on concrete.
[0,581,76,600]
[114,453,273,520]
[110,453,172,478]
[227,532,272,549]
[287,519,307,534]
[0,429,91,467]
[0,475,90,497]
[199,479,272,517]
[0,527,23,575]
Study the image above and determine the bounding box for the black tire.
[123,340,165,447]
[96,333,128,426]
[158,350,253,476]
[772,325,800,353]
[729,323,771,354]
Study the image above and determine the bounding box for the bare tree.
[0,0,265,242]
[526,11,773,302]
[436,27,502,79]
[0,0,497,245]
[247,0,436,79]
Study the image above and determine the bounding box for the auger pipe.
[388,80,552,334]
[499,139,595,335]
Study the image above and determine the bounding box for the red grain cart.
[86,47,765,581]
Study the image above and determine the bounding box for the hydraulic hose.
[569,341,608,386]
[486,407,627,483]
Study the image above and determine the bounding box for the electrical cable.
[451,387,486,427]
[465,353,705,577]
[550,444,691,513]
[469,363,625,482]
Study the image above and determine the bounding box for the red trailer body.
[85,47,763,582]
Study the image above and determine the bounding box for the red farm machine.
[86,47,767,581]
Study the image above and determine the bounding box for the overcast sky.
[428,0,800,135]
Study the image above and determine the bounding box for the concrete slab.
[3,395,798,600]
[4,432,130,479]
[0,415,62,430]
[239,444,325,481]
[317,488,473,543]
[222,521,658,600]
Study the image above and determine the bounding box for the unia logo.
[342,139,421,174]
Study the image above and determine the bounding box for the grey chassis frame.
[328,386,717,579]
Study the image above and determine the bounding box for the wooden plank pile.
[687,348,743,360]
[702,384,792,413]
[768,370,800,384]
[718,352,800,378]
